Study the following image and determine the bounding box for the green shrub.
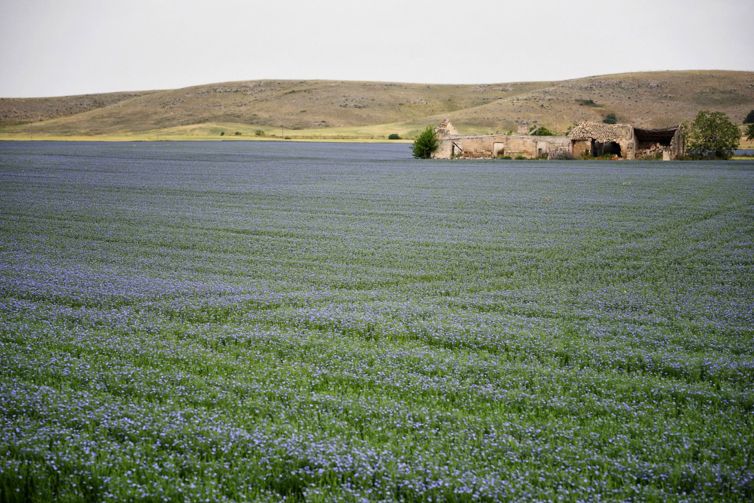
[529,126,554,136]
[388,133,401,140]
[515,155,527,160]
[603,113,617,124]
[576,99,598,107]
[412,126,439,159]
[255,130,265,137]
[744,110,754,124]
[219,131,225,136]
[685,110,740,160]
[234,131,242,136]
[746,123,754,141]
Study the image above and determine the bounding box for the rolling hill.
[1,71,753,141]
[0,91,157,127]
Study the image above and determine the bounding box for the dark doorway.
[592,140,622,157]
[634,127,677,150]
[635,128,676,146]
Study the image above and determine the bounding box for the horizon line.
[3,69,753,99]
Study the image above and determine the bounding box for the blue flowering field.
[1,141,752,501]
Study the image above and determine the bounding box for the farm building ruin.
[432,120,685,160]
[568,122,685,160]
[432,120,571,160]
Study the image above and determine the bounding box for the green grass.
[0,121,424,142]
[0,141,752,501]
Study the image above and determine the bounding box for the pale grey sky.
[1,0,752,97]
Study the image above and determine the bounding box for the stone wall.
[435,118,458,138]
[433,121,571,159]
[668,127,685,160]
[434,134,571,159]
[571,140,591,158]
[434,138,454,159]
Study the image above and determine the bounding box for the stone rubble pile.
[636,143,666,159]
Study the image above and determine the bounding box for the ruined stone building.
[432,120,685,160]
[568,122,685,160]
[433,120,571,160]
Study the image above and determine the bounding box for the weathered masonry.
[433,120,685,160]
[433,120,571,160]
[568,122,685,160]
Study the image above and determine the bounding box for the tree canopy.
[685,111,739,160]
[412,126,439,159]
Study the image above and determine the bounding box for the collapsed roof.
[567,122,634,142]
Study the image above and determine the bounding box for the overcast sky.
[1,0,752,97]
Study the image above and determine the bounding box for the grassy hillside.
[1,71,753,141]
[443,71,754,133]
[0,90,157,126]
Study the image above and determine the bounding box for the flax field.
[0,141,752,501]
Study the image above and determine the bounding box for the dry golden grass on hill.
[1,71,752,140]
[0,91,157,126]
[442,71,754,133]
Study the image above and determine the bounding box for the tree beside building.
[685,111,739,160]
